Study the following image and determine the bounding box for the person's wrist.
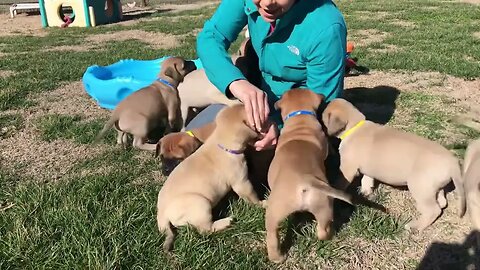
[228,79,248,98]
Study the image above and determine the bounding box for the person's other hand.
[252,121,278,151]
[229,80,270,132]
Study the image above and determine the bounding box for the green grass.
[0,158,399,269]
[0,113,23,139]
[1,0,479,268]
[338,0,480,78]
[36,114,112,144]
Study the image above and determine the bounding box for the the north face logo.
[287,45,300,55]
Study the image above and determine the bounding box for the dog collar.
[156,78,175,89]
[185,130,195,138]
[283,110,316,121]
[217,144,244,155]
[339,120,366,140]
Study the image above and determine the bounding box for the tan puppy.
[157,104,265,251]
[155,122,216,175]
[178,39,260,129]
[95,57,196,150]
[322,98,465,232]
[178,68,241,129]
[265,89,353,263]
[463,139,480,231]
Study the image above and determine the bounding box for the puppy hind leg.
[133,136,157,151]
[406,181,442,232]
[232,179,264,207]
[183,197,232,234]
[265,197,296,263]
[437,189,447,209]
[359,175,375,196]
[309,204,334,240]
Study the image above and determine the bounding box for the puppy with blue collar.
[265,89,353,263]
[95,57,196,151]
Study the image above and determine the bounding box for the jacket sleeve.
[305,23,346,102]
[196,0,248,94]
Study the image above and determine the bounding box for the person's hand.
[252,121,278,151]
[229,80,270,132]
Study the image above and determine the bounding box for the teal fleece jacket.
[197,0,346,126]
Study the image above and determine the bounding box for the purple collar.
[217,144,244,155]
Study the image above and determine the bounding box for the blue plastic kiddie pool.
[82,56,203,110]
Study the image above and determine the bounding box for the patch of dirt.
[0,70,16,78]
[473,32,480,39]
[456,0,480,4]
[345,71,480,120]
[85,30,179,49]
[42,44,95,53]
[112,1,218,27]
[0,130,107,181]
[30,81,109,121]
[350,29,389,47]
[390,19,416,28]
[0,13,47,37]
[371,44,400,54]
[355,11,390,20]
[0,1,218,37]
[0,81,111,181]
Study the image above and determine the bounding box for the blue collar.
[283,110,316,121]
[156,78,175,88]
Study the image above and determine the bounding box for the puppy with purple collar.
[156,104,266,252]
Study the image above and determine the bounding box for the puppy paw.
[359,186,373,197]
[405,220,424,233]
[268,253,287,264]
[260,200,268,209]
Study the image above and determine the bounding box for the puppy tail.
[157,214,176,252]
[451,161,466,217]
[308,178,353,205]
[94,116,117,143]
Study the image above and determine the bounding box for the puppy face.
[321,99,354,136]
[155,132,201,175]
[161,57,197,83]
[274,88,325,119]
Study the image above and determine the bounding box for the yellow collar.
[339,120,365,140]
[185,130,195,138]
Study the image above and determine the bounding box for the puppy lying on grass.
[265,89,353,263]
[95,57,196,151]
[156,104,265,252]
[322,98,466,232]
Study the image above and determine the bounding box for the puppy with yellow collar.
[322,98,466,232]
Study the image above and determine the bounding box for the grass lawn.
[1,0,479,269]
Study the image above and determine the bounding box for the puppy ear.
[164,66,182,82]
[325,111,347,136]
[311,92,326,110]
[175,60,196,79]
[274,99,282,111]
[155,142,161,158]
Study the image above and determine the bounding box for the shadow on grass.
[417,230,480,270]
[341,85,401,125]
